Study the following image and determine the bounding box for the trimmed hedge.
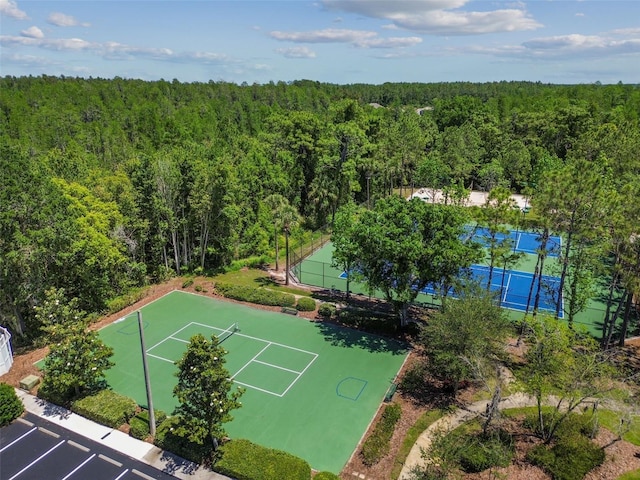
[129,409,167,440]
[215,438,311,480]
[215,282,295,308]
[71,390,137,429]
[0,383,24,426]
[154,416,210,464]
[318,303,336,319]
[361,403,402,466]
[296,297,317,312]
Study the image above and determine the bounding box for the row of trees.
[1,76,639,344]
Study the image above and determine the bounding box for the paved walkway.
[398,392,537,480]
[14,388,229,480]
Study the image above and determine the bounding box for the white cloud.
[21,26,43,38]
[269,28,420,49]
[460,32,640,60]
[0,33,233,64]
[321,0,541,35]
[612,28,640,36]
[270,28,377,44]
[1,52,56,66]
[355,36,422,48]
[275,46,317,58]
[47,12,90,27]
[0,0,28,19]
[575,13,585,17]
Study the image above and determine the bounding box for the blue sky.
[1,0,639,84]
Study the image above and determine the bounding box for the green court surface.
[99,290,408,473]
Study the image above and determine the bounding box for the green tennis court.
[99,290,408,473]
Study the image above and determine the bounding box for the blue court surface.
[339,264,563,317]
[422,264,563,317]
[464,227,562,256]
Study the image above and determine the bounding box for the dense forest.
[1,76,639,344]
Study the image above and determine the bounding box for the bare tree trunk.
[618,291,634,347]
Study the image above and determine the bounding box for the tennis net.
[217,323,238,343]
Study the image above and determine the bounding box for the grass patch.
[390,409,445,479]
[213,268,313,297]
[595,409,640,446]
[617,470,640,480]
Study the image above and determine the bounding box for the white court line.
[232,344,271,379]
[61,453,96,480]
[9,439,65,480]
[280,354,319,397]
[146,353,174,364]
[190,322,318,356]
[233,380,283,397]
[502,273,512,303]
[0,427,37,453]
[252,359,303,374]
[169,336,189,344]
[146,322,195,352]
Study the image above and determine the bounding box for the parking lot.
[0,413,177,480]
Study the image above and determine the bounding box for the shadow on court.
[313,320,407,355]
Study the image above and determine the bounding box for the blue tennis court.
[339,264,563,317]
[422,264,563,317]
[465,227,562,256]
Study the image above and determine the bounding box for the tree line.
[1,76,639,345]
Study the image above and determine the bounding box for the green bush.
[318,303,336,319]
[0,383,24,426]
[225,256,271,272]
[105,287,147,316]
[296,297,316,312]
[215,282,295,308]
[361,403,402,466]
[527,435,605,480]
[182,278,194,289]
[314,472,339,480]
[71,390,137,429]
[129,409,167,440]
[458,430,514,473]
[154,416,211,464]
[215,438,311,480]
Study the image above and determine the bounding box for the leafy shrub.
[361,403,402,466]
[215,438,311,480]
[215,282,295,307]
[318,303,336,319]
[105,287,147,316]
[458,430,514,473]
[71,390,137,428]
[194,284,206,293]
[129,409,167,440]
[154,416,211,464]
[296,297,316,312]
[225,256,271,272]
[527,435,605,480]
[314,472,339,480]
[182,278,194,289]
[0,383,24,426]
